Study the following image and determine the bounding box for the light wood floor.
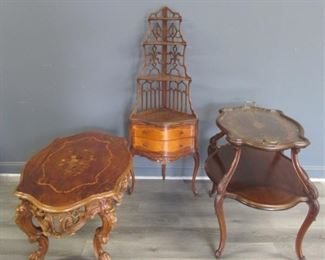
[0,177,324,260]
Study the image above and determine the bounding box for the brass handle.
[263,138,278,145]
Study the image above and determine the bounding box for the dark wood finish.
[15,132,133,260]
[205,106,319,259]
[129,6,200,195]
[217,105,309,151]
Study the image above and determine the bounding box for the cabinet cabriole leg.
[192,151,200,196]
[161,163,166,180]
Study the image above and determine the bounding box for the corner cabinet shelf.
[205,105,319,259]
[129,7,200,195]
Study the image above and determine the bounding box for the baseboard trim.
[0,173,324,182]
[1,161,324,179]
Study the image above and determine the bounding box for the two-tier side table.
[205,105,319,259]
[15,132,134,260]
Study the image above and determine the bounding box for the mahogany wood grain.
[132,121,195,140]
[15,132,133,260]
[205,106,319,259]
[206,145,308,209]
[129,7,200,194]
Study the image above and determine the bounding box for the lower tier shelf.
[205,145,308,210]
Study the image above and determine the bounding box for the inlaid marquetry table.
[205,105,319,259]
[14,132,134,260]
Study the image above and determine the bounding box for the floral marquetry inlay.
[39,136,112,193]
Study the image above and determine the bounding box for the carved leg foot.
[161,163,166,180]
[93,208,117,260]
[214,195,226,258]
[295,199,320,260]
[15,200,49,260]
[209,183,218,197]
[191,151,200,196]
[128,168,135,195]
[291,148,320,260]
[213,148,241,258]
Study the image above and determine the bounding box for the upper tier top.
[217,105,310,151]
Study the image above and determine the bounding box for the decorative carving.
[14,132,133,259]
[15,196,121,259]
[93,206,117,260]
[130,6,200,195]
[15,201,49,260]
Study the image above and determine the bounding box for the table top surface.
[217,105,309,151]
[15,132,132,212]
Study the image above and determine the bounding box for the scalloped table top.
[217,106,309,151]
[15,132,132,212]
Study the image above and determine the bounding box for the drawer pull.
[179,131,184,135]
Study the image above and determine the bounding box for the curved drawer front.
[132,124,195,141]
[132,137,195,153]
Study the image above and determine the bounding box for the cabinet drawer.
[132,124,195,140]
[132,137,195,153]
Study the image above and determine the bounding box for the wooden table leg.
[209,183,218,198]
[214,147,241,258]
[161,163,166,180]
[15,200,49,260]
[93,203,117,260]
[128,168,135,195]
[291,149,320,260]
[207,131,225,198]
[191,151,200,196]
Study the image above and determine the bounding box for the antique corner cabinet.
[129,6,200,194]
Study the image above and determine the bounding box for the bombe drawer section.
[132,137,195,153]
[132,124,195,141]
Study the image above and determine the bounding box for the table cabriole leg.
[291,149,320,260]
[93,205,117,260]
[128,168,135,195]
[128,147,136,194]
[207,132,225,197]
[207,132,225,154]
[209,183,218,198]
[191,151,200,196]
[209,155,226,197]
[214,147,241,258]
[15,200,49,260]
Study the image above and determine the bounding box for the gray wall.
[0,0,324,178]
